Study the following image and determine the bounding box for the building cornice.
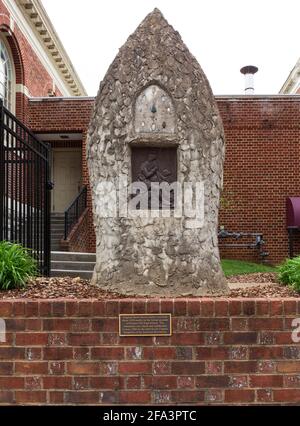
[279,60,300,94]
[11,0,86,96]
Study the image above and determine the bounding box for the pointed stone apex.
[141,7,168,27]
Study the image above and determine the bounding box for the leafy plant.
[277,256,300,292]
[0,241,38,290]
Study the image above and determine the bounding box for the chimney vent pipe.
[240,65,258,94]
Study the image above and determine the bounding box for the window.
[0,38,14,111]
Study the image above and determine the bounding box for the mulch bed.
[0,273,299,299]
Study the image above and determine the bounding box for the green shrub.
[0,241,38,290]
[277,256,300,292]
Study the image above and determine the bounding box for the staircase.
[50,252,96,279]
[51,213,65,251]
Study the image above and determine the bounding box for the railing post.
[0,99,4,241]
[64,211,68,240]
[44,151,51,276]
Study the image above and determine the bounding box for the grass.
[221,259,276,277]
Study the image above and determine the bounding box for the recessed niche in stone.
[135,85,176,134]
[131,146,177,209]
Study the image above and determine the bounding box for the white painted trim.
[3,0,71,96]
[16,83,30,97]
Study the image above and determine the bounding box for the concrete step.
[51,261,95,271]
[50,269,93,279]
[51,252,96,262]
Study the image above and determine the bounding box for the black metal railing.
[64,186,87,240]
[0,100,51,276]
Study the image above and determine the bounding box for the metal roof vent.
[240,65,258,94]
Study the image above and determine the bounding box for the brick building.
[1,0,300,268]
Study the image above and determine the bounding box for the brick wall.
[0,0,62,122]
[28,98,96,253]
[27,96,300,263]
[0,298,300,405]
[61,208,91,253]
[218,96,300,264]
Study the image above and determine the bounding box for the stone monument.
[87,9,228,296]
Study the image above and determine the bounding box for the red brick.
[224,332,257,344]
[26,302,39,317]
[248,318,283,331]
[201,301,214,316]
[0,377,24,389]
[39,302,52,317]
[174,300,187,316]
[119,362,152,375]
[15,391,47,404]
[26,319,42,331]
[242,301,256,316]
[160,300,174,314]
[225,390,255,403]
[90,377,120,389]
[15,362,48,375]
[65,302,78,317]
[172,332,204,345]
[196,375,229,388]
[249,346,283,360]
[105,301,119,316]
[65,391,99,404]
[67,362,99,375]
[0,391,14,403]
[172,391,204,403]
[215,300,228,316]
[277,362,300,373]
[187,301,201,316]
[0,348,25,360]
[273,389,300,403]
[16,333,48,346]
[119,391,151,404]
[229,301,242,316]
[284,300,297,315]
[270,300,283,316]
[92,301,105,316]
[119,300,133,314]
[43,347,73,360]
[195,347,229,360]
[256,301,270,316]
[92,318,118,332]
[224,361,257,373]
[43,377,72,389]
[133,301,146,314]
[91,347,124,360]
[49,391,64,404]
[52,302,65,317]
[67,333,100,346]
[0,362,13,375]
[0,302,13,317]
[13,302,26,317]
[171,362,205,375]
[78,301,93,316]
[250,375,283,387]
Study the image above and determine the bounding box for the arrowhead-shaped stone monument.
[87,9,228,295]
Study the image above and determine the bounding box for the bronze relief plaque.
[131,147,177,209]
[119,314,172,337]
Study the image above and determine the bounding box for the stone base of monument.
[0,297,298,405]
[91,270,229,297]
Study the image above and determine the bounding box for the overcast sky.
[41,0,300,96]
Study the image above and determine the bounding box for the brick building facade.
[1,0,300,265]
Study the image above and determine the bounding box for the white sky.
[41,0,300,96]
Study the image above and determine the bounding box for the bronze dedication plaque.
[119,314,172,337]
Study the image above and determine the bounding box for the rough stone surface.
[87,9,228,295]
